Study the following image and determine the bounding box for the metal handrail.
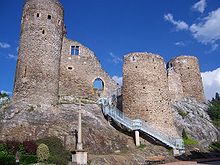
[98,96,185,151]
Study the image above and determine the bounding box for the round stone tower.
[13,0,64,107]
[122,52,179,138]
[168,56,205,102]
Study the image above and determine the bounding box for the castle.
[11,0,205,148]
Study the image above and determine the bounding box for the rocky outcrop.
[0,103,128,154]
[171,99,219,147]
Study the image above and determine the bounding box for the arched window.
[93,78,104,91]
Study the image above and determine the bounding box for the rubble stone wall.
[12,0,64,106]
[122,52,179,138]
[168,56,205,102]
[59,37,118,101]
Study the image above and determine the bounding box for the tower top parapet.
[24,0,63,8]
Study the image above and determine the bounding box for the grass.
[183,137,198,146]
[137,144,146,149]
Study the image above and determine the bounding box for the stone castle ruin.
[4,0,206,155]
[12,0,118,109]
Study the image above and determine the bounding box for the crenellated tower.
[12,0,64,107]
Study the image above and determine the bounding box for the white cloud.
[201,67,220,100]
[192,0,207,13]
[175,41,185,46]
[165,8,220,51]
[109,52,122,64]
[8,53,17,60]
[112,76,123,86]
[190,8,220,44]
[211,44,219,52]
[0,42,10,49]
[164,13,189,31]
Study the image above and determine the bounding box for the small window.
[143,87,145,89]
[37,13,40,17]
[48,15,51,19]
[135,66,138,68]
[58,20,61,25]
[93,78,104,91]
[67,67,73,70]
[42,30,45,34]
[71,46,80,55]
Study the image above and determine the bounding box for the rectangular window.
[71,46,80,55]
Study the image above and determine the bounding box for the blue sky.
[0,0,220,100]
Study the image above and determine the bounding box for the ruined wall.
[12,0,64,106]
[168,56,205,102]
[122,52,179,138]
[167,67,184,102]
[59,37,118,102]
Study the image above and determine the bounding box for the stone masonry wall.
[12,0,64,106]
[59,37,118,101]
[167,67,184,102]
[122,53,179,138]
[168,56,205,102]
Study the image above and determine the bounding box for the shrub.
[183,137,198,146]
[23,140,37,155]
[5,140,20,154]
[0,143,7,153]
[0,152,15,165]
[37,143,50,162]
[37,137,71,165]
[178,110,188,118]
[182,129,198,146]
[208,92,220,125]
[20,154,38,164]
[137,144,146,149]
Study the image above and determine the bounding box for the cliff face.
[171,99,219,147]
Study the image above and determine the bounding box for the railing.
[98,96,185,152]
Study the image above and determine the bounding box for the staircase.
[97,95,185,155]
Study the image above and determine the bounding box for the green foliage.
[37,143,50,162]
[0,92,10,109]
[183,138,198,146]
[182,129,198,146]
[37,137,71,165]
[208,92,220,126]
[0,143,7,153]
[0,152,15,165]
[20,154,38,164]
[182,129,188,139]
[178,110,188,118]
[137,144,146,149]
[209,141,220,152]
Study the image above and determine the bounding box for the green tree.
[208,92,220,126]
[0,91,10,109]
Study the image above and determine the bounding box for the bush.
[23,140,37,155]
[0,143,7,153]
[178,110,188,118]
[5,140,20,154]
[20,154,38,164]
[37,143,50,162]
[182,129,198,146]
[208,92,220,125]
[0,152,15,165]
[37,137,71,165]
